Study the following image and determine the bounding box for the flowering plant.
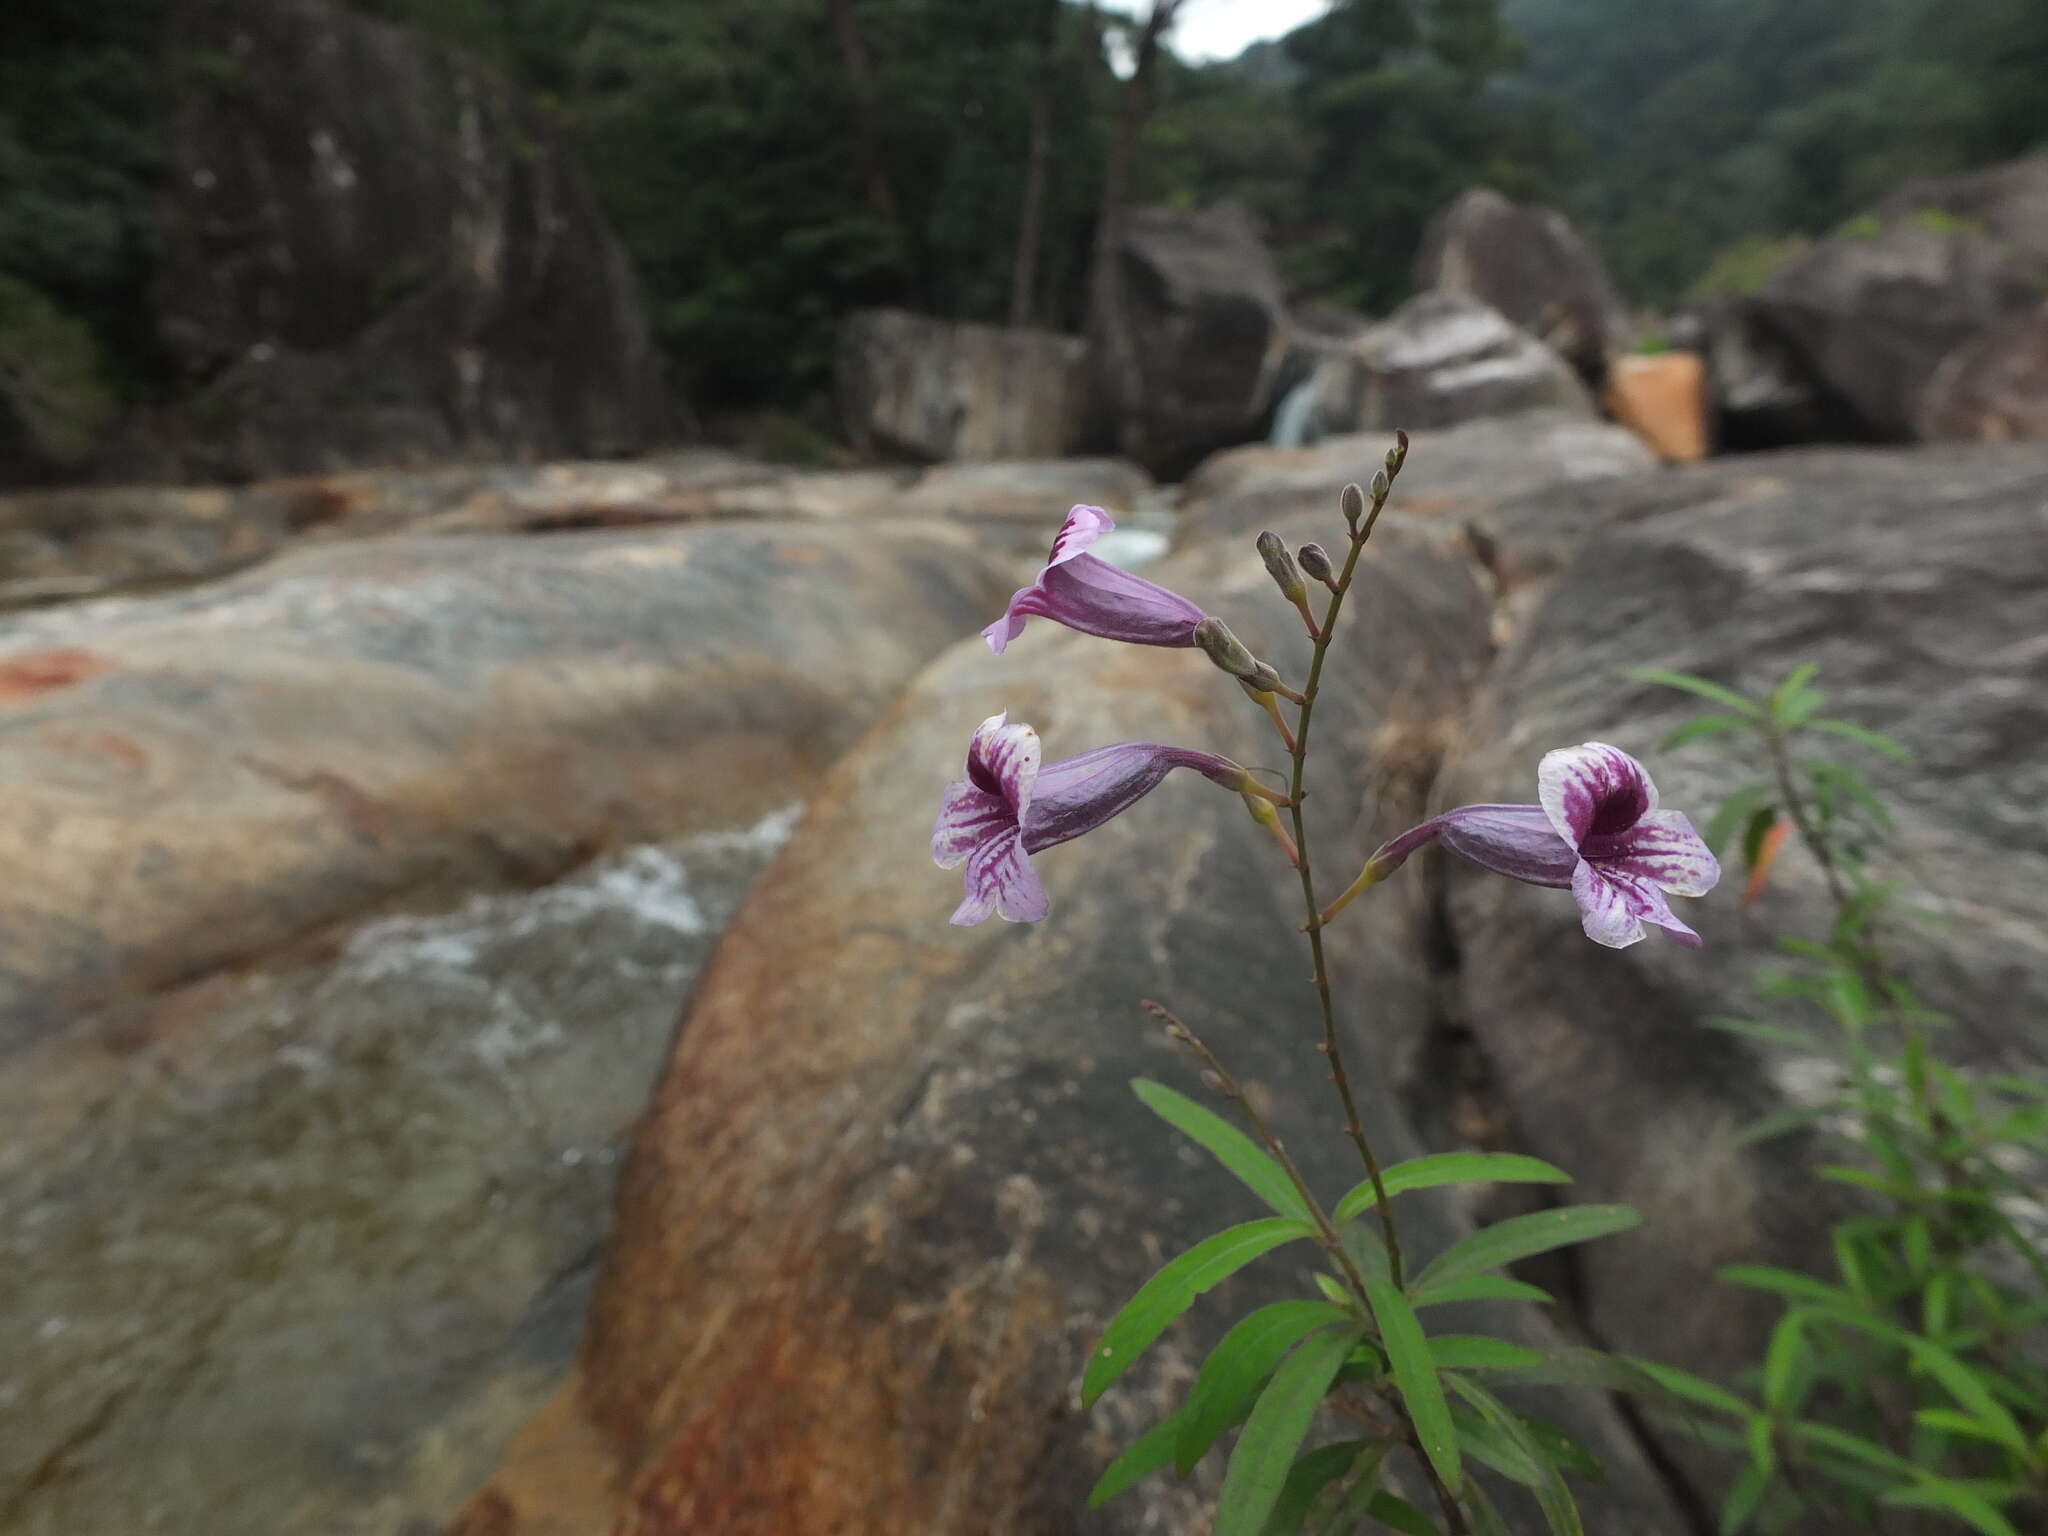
[931,447,1730,1533]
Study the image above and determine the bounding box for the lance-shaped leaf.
[1082,1218,1315,1407]
[1086,1416,1184,1508]
[1410,1206,1642,1303]
[1334,1151,1570,1225]
[1214,1326,1360,1535]
[1365,1273,1461,1495]
[1175,1301,1349,1473]
[1133,1079,1314,1223]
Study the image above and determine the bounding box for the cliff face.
[133,0,672,481]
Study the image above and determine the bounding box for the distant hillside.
[1500,0,2048,301]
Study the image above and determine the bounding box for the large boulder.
[1414,188,1629,382]
[1280,294,1596,453]
[1916,299,2048,442]
[1110,202,1291,479]
[0,519,1008,1047]
[453,515,1697,1534]
[1735,156,2048,440]
[836,308,1094,461]
[1431,441,2048,1503]
[143,0,671,481]
[0,518,1011,1535]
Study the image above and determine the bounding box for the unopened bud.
[1256,530,1306,604]
[1297,542,1333,582]
[1193,616,1263,681]
[1200,1069,1229,1097]
[1371,468,1390,503]
[1244,659,1284,694]
[1340,482,1364,526]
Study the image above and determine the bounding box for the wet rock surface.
[1434,440,2048,1494]
[0,519,1008,1047]
[453,515,1695,1535]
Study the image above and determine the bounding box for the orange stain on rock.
[0,648,109,703]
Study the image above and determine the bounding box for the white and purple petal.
[1045,504,1114,569]
[949,826,1049,926]
[1538,741,1658,849]
[1591,809,1720,898]
[966,713,1040,823]
[1571,860,1647,948]
[932,782,1011,869]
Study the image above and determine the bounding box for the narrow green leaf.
[1701,1015,1823,1051]
[1719,1461,1771,1535]
[1625,1358,1754,1418]
[1717,1265,1854,1307]
[1881,1479,2024,1536]
[1082,1218,1314,1407]
[1452,1377,1585,1536]
[1133,1079,1314,1223]
[1786,1419,1917,1476]
[1449,1401,1544,1486]
[1214,1326,1359,1536]
[1411,1206,1642,1300]
[1914,1408,2029,1449]
[1310,1443,1391,1536]
[1427,1335,1545,1372]
[1730,1104,1827,1148]
[1258,1439,1368,1535]
[1176,1303,1348,1474]
[1704,784,1776,856]
[1663,714,1755,750]
[1761,1313,1809,1414]
[1365,1491,1441,1536]
[1807,718,1911,761]
[1463,1475,1516,1536]
[1739,804,1780,872]
[1412,1274,1553,1309]
[1087,1415,1183,1508]
[1332,1151,1571,1225]
[1624,666,1763,717]
[1365,1272,1461,1495]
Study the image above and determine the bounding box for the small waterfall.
[1269,373,1321,448]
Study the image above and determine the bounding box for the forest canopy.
[2,0,2043,422]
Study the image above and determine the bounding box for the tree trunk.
[825,0,903,253]
[1086,0,1182,459]
[1007,0,1062,328]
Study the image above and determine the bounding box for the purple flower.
[983,505,1207,654]
[1354,742,1720,948]
[933,713,1257,926]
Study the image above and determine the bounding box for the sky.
[1096,0,1333,63]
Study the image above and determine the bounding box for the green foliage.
[1504,0,2048,302]
[1684,234,1813,302]
[0,273,116,463]
[1096,1081,1643,1531]
[1639,664,2048,1534]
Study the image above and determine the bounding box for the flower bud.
[1192,616,1261,680]
[1256,530,1306,604]
[1297,542,1333,582]
[1371,468,1390,503]
[1340,482,1365,526]
[1385,429,1408,473]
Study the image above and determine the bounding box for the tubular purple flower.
[1335,742,1720,948]
[982,505,1208,654]
[933,713,1262,926]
